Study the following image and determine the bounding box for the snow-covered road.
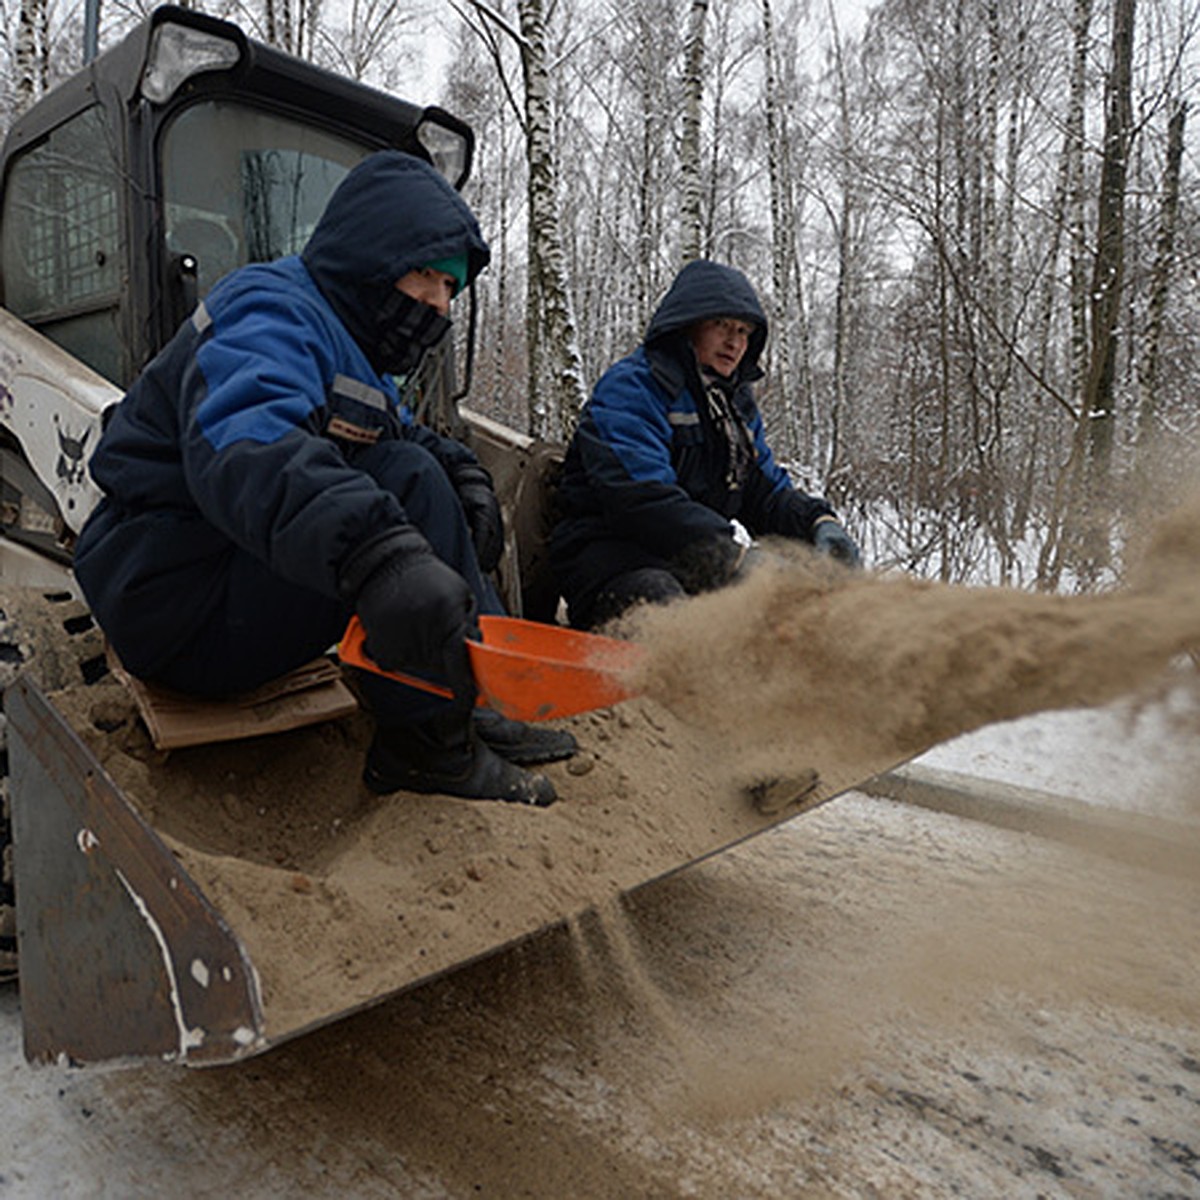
[1,689,1197,1198]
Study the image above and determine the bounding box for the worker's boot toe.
[472,708,578,765]
[364,726,557,807]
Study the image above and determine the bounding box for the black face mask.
[373,288,453,376]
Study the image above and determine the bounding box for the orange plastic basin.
[338,615,645,722]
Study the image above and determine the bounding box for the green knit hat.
[422,253,469,297]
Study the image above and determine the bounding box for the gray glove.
[812,517,862,568]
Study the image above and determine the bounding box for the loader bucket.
[3,669,908,1070]
[7,678,265,1066]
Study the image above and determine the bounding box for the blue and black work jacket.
[551,260,833,600]
[74,151,489,679]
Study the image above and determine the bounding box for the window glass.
[38,308,124,385]
[160,101,369,295]
[1,105,122,317]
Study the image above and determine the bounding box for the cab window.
[160,100,370,296]
[1,105,124,382]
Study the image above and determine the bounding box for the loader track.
[0,585,109,983]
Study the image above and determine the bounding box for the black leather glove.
[350,531,479,706]
[451,463,505,574]
[812,517,862,568]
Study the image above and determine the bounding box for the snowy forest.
[2,0,1197,590]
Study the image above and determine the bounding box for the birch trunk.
[1136,99,1186,452]
[1066,0,1090,410]
[1036,0,1093,590]
[1034,0,1090,390]
[14,0,46,112]
[761,0,799,461]
[636,6,656,314]
[1069,0,1136,576]
[517,0,587,439]
[680,0,708,265]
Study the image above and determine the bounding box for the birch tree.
[820,0,862,488]
[1082,0,1136,488]
[442,11,526,424]
[13,0,50,112]
[450,0,586,437]
[516,0,587,438]
[1033,0,1091,588]
[680,0,708,264]
[1136,98,1186,453]
[1047,0,1137,585]
[760,0,801,461]
[263,0,311,55]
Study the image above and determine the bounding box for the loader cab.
[0,5,474,389]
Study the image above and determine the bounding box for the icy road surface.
[1,691,1197,1199]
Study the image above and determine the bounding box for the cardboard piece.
[108,655,359,751]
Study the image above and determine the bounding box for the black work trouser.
[143,440,501,728]
[549,521,688,630]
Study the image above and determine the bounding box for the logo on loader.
[55,417,90,488]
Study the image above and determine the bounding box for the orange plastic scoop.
[338,614,646,722]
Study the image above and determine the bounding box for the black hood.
[644,259,768,379]
[300,150,490,369]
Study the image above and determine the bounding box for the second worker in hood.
[551,259,861,630]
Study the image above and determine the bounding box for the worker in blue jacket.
[75,151,574,807]
[550,259,860,629]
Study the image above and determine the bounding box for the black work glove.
[812,517,862,569]
[672,532,743,593]
[450,463,505,574]
[351,533,479,706]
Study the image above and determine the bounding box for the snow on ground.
[916,680,1200,824]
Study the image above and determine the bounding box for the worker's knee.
[354,438,481,577]
[584,567,685,629]
[356,439,454,513]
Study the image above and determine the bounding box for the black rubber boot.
[364,711,557,807]
[472,707,578,765]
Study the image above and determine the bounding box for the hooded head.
[644,260,768,380]
[301,150,490,374]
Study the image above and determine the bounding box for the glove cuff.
[338,527,432,600]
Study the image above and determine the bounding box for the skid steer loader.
[0,6,895,1069]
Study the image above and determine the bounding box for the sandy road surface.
[2,777,1197,1199]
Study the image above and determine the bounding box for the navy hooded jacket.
[74,151,490,680]
[551,260,833,607]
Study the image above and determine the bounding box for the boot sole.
[482,743,576,766]
[363,765,556,807]
[475,732,578,766]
